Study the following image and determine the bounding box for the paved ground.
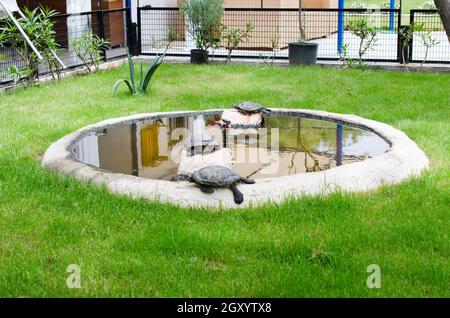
[142,31,450,63]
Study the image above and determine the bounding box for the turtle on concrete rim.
[174,166,255,204]
[233,102,272,115]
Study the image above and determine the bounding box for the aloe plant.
[113,53,164,96]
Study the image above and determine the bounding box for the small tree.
[347,17,378,67]
[71,31,109,73]
[398,22,439,72]
[298,0,306,42]
[412,23,441,70]
[181,0,224,52]
[259,27,281,65]
[223,22,253,63]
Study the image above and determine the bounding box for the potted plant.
[288,0,319,65]
[181,0,224,64]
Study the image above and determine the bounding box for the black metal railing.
[0,8,131,85]
[409,9,450,64]
[2,6,448,86]
[138,7,449,65]
[138,7,402,62]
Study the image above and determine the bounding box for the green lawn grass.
[0,63,449,297]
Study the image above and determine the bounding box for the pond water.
[72,113,390,181]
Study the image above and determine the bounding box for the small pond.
[72,112,390,181]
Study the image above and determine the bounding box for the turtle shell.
[192,166,241,187]
[233,102,265,113]
[184,138,221,156]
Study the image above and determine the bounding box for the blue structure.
[337,0,345,54]
[336,124,343,166]
[389,0,396,32]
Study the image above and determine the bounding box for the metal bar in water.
[336,123,343,166]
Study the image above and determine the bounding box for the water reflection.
[72,113,390,181]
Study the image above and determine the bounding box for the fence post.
[397,9,411,64]
[137,7,142,55]
[390,0,396,32]
[97,9,107,62]
[337,0,345,54]
[408,10,415,63]
[125,7,136,55]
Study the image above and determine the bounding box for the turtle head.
[172,174,194,182]
[261,108,272,116]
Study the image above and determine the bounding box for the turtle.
[184,138,221,157]
[233,102,272,115]
[175,166,255,204]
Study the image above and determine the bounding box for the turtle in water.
[233,102,272,115]
[184,138,221,157]
[175,166,255,204]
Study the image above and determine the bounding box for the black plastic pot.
[190,49,209,64]
[288,42,319,66]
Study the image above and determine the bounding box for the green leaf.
[140,55,164,93]
[127,52,136,92]
[112,79,135,96]
[139,63,143,89]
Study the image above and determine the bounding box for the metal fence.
[0,8,131,85]
[410,9,450,64]
[1,6,449,85]
[138,7,450,64]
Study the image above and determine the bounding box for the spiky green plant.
[113,53,164,96]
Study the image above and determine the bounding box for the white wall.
[67,0,93,65]
[139,0,178,7]
[66,0,91,14]
[130,0,137,21]
[131,0,178,22]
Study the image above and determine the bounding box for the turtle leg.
[229,184,244,205]
[200,186,215,194]
[240,177,256,184]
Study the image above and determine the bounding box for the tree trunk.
[434,0,450,42]
[299,0,306,41]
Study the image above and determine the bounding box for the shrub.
[0,7,61,84]
[223,22,253,63]
[180,0,224,51]
[414,23,440,70]
[399,23,439,72]
[4,65,33,87]
[346,17,378,67]
[70,31,109,72]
